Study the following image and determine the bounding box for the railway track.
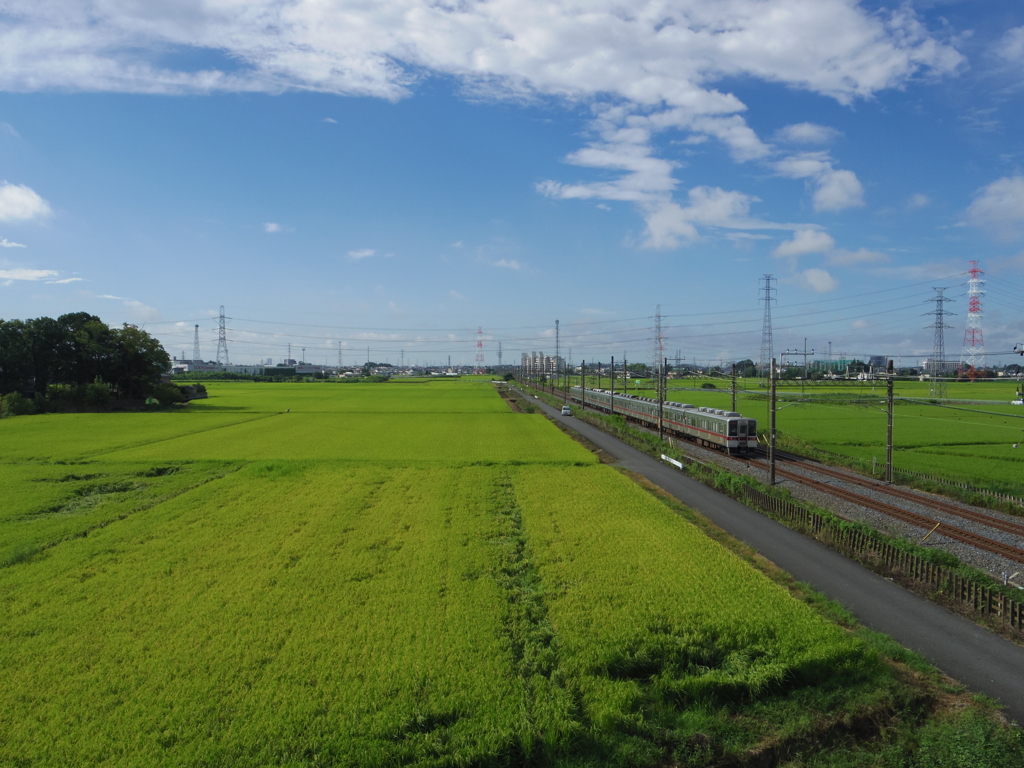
[746,457,1024,566]
[764,450,1024,540]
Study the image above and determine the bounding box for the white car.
[1012,399,1024,406]
[561,406,572,416]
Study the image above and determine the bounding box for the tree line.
[0,312,170,406]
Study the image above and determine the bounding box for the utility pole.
[581,361,586,410]
[886,359,894,484]
[658,356,665,440]
[610,356,615,415]
[216,305,230,366]
[554,319,559,377]
[759,275,776,385]
[783,340,814,395]
[623,353,628,394]
[731,364,737,412]
[925,288,955,400]
[769,358,777,486]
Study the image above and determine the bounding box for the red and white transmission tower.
[474,327,485,373]
[960,261,985,380]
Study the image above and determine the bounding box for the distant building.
[521,351,564,376]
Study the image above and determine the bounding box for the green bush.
[1,392,37,417]
[152,383,186,407]
[84,380,112,409]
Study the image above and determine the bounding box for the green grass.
[2,380,1020,765]
[97,411,597,463]
[185,379,510,413]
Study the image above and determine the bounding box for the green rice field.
[0,379,1009,765]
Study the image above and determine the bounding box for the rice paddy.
[0,378,1007,765]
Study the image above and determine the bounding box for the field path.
[523,390,1024,724]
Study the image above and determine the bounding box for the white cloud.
[98,293,160,322]
[773,229,835,258]
[123,299,161,323]
[775,122,841,144]
[264,222,282,233]
[322,117,337,123]
[493,259,521,270]
[0,122,18,137]
[0,2,958,244]
[0,268,57,281]
[775,152,864,212]
[997,27,1024,63]
[448,289,464,300]
[801,268,839,293]
[638,186,810,249]
[48,276,83,284]
[851,319,869,329]
[348,248,377,260]
[0,2,960,101]
[813,169,864,212]
[0,238,26,248]
[827,248,889,266]
[908,193,930,209]
[966,176,1024,239]
[0,181,52,221]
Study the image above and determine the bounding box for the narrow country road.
[520,389,1024,724]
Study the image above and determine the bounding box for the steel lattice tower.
[215,306,230,365]
[924,288,954,399]
[498,341,503,368]
[338,342,343,368]
[474,327,485,373]
[192,324,201,362]
[759,275,776,381]
[959,261,985,379]
[652,305,664,373]
[554,319,560,374]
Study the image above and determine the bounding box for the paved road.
[520,390,1024,723]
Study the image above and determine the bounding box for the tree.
[106,324,170,399]
[0,314,170,404]
[0,319,32,394]
[734,359,757,378]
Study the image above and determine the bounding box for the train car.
[569,386,757,455]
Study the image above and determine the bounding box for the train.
[568,386,758,455]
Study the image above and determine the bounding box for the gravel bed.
[666,435,1024,586]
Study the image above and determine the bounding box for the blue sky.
[1,0,1024,369]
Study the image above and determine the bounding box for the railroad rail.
[746,457,1024,566]
[765,451,1024,540]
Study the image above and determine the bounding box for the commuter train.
[568,386,758,455]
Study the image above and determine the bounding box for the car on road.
[561,406,572,416]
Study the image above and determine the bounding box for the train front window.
[738,421,746,436]
[728,421,738,437]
